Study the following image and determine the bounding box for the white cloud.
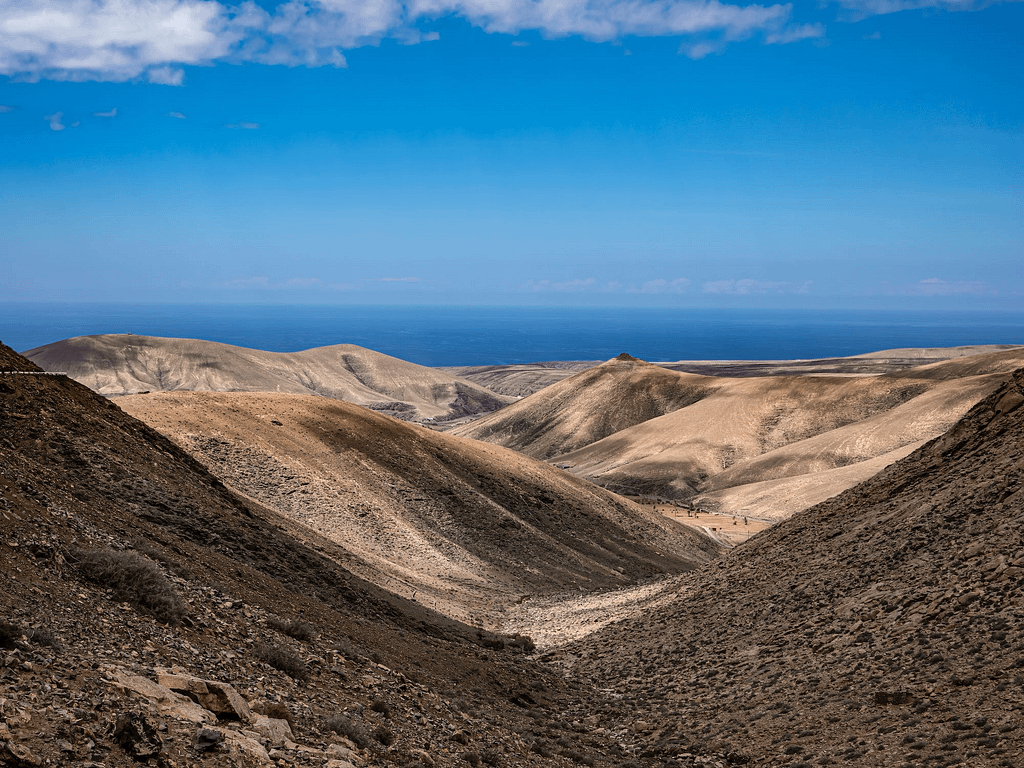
[44,111,65,130]
[0,104,15,112]
[167,110,186,119]
[835,0,999,15]
[147,66,185,85]
[225,121,260,129]
[0,0,824,83]
[381,276,422,282]
[511,39,530,46]
[903,277,993,296]
[92,107,116,117]
[680,39,723,58]
[764,22,824,44]
[702,278,811,294]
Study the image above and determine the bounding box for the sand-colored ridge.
[452,354,716,459]
[25,334,513,422]
[120,390,720,626]
[466,346,1024,520]
[550,366,1024,767]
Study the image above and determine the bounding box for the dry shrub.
[75,548,186,625]
[325,715,371,749]
[266,616,316,642]
[254,642,309,681]
[0,622,22,649]
[374,724,396,746]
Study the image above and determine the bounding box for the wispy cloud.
[902,277,994,297]
[44,112,65,131]
[0,0,830,83]
[92,107,116,117]
[168,111,187,119]
[702,278,812,295]
[381,276,421,282]
[765,22,824,44]
[147,66,185,86]
[0,105,15,113]
[225,121,260,129]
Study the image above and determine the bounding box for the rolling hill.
[119,390,719,626]
[459,347,1024,520]
[0,339,704,767]
[24,334,512,422]
[558,366,1024,767]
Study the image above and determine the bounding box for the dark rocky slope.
[562,368,1024,767]
[0,340,668,768]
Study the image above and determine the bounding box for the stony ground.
[556,369,1024,767]
[0,342,682,768]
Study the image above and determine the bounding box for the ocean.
[2,302,1023,367]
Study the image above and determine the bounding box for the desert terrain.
[118,390,718,627]
[26,334,512,422]
[5,334,1024,767]
[456,346,1024,521]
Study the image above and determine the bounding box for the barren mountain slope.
[557,348,1024,514]
[452,355,716,458]
[440,363,592,398]
[120,390,719,625]
[25,334,512,421]
[559,367,1024,768]
[0,340,680,768]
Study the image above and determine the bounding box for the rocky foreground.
[0,341,675,768]
[560,369,1024,767]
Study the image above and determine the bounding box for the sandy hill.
[444,345,1023,396]
[0,339,702,767]
[119,390,718,626]
[24,334,512,422]
[441,362,595,398]
[452,354,713,459]
[464,347,1024,521]
[558,366,1024,767]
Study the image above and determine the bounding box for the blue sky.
[1,0,1021,308]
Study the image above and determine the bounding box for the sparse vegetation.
[374,724,396,746]
[325,714,371,749]
[266,615,316,642]
[0,622,22,649]
[74,547,186,625]
[369,698,392,718]
[254,642,310,681]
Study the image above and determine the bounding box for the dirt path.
[655,505,773,547]
[498,575,691,649]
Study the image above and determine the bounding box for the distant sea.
[2,302,1024,367]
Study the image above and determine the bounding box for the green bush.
[75,548,186,625]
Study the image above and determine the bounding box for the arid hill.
[557,366,1024,767]
[452,355,713,459]
[447,345,1023,395]
[461,347,1024,520]
[0,339,708,767]
[119,390,718,626]
[24,334,512,422]
[441,362,594,398]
